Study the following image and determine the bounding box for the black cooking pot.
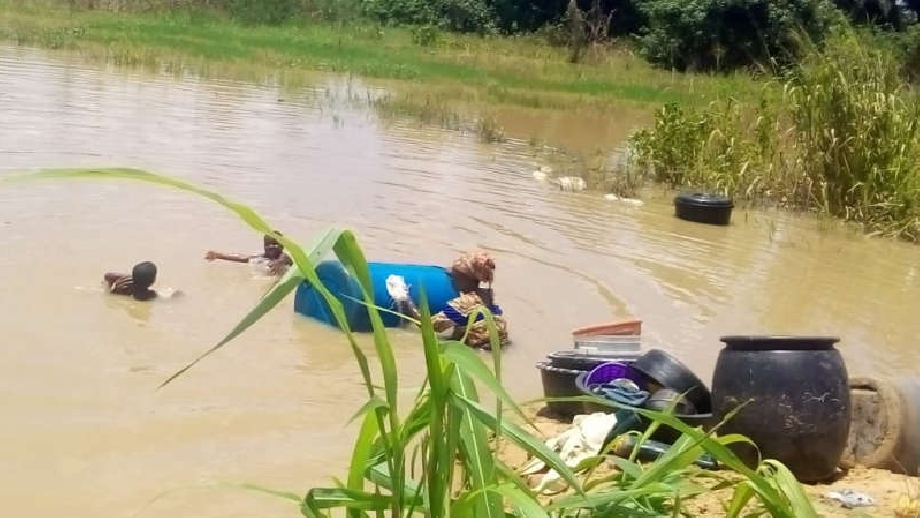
[711,335,850,483]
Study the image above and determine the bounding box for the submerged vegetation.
[5,167,822,517]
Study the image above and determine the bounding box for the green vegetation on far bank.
[0,0,758,111]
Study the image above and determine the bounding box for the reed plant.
[629,28,920,241]
[4,167,820,517]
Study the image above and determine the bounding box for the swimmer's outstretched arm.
[204,251,256,263]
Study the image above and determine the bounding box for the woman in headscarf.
[388,251,509,349]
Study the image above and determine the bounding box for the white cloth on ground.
[520,412,618,495]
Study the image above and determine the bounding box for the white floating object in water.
[540,165,552,173]
[532,170,548,181]
[554,176,587,192]
[603,194,643,206]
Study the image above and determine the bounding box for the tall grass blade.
[365,463,424,504]
[440,341,530,425]
[157,266,303,388]
[4,167,277,232]
[452,394,583,494]
[727,481,757,518]
[347,410,381,518]
[629,434,706,489]
[347,396,389,426]
[761,460,818,518]
[301,488,392,513]
[545,483,675,511]
[451,369,503,518]
[332,232,403,511]
[484,484,552,518]
[416,287,449,518]
[236,483,303,502]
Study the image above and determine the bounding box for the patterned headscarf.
[451,251,495,284]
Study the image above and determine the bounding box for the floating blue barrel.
[293,261,459,332]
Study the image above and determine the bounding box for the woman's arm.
[396,298,453,333]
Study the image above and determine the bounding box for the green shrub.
[411,24,441,45]
[636,0,840,71]
[223,0,299,25]
[631,30,920,241]
[787,30,920,236]
[361,0,496,33]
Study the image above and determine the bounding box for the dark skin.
[450,272,493,306]
[103,272,157,300]
[205,235,293,274]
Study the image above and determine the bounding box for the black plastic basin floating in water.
[673,192,734,225]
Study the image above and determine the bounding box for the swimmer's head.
[264,232,284,260]
[131,261,157,300]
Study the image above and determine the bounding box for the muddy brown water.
[1,45,919,517]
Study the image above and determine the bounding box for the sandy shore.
[496,406,920,517]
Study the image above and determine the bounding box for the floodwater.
[1,45,919,517]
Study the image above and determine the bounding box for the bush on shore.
[630,29,920,241]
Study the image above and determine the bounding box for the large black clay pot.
[711,336,850,483]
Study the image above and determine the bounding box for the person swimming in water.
[388,251,509,349]
[204,233,293,275]
[104,261,160,301]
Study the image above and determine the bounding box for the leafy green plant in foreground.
[3,167,818,517]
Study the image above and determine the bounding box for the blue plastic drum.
[293,261,459,332]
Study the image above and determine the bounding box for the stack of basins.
[536,320,644,419]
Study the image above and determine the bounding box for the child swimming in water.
[104,261,160,301]
[204,233,293,275]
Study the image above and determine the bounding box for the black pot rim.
[674,192,734,208]
[719,335,840,351]
[536,361,583,374]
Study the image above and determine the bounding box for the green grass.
[2,167,821,518]
[628,28,920,242]
[0,0,758,113]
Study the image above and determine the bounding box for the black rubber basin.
[674,192,734,225]
[631,349,712,414]
[537,361,586,419]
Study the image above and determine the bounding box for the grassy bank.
[629,29,920,242]
[0,0,756,113]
